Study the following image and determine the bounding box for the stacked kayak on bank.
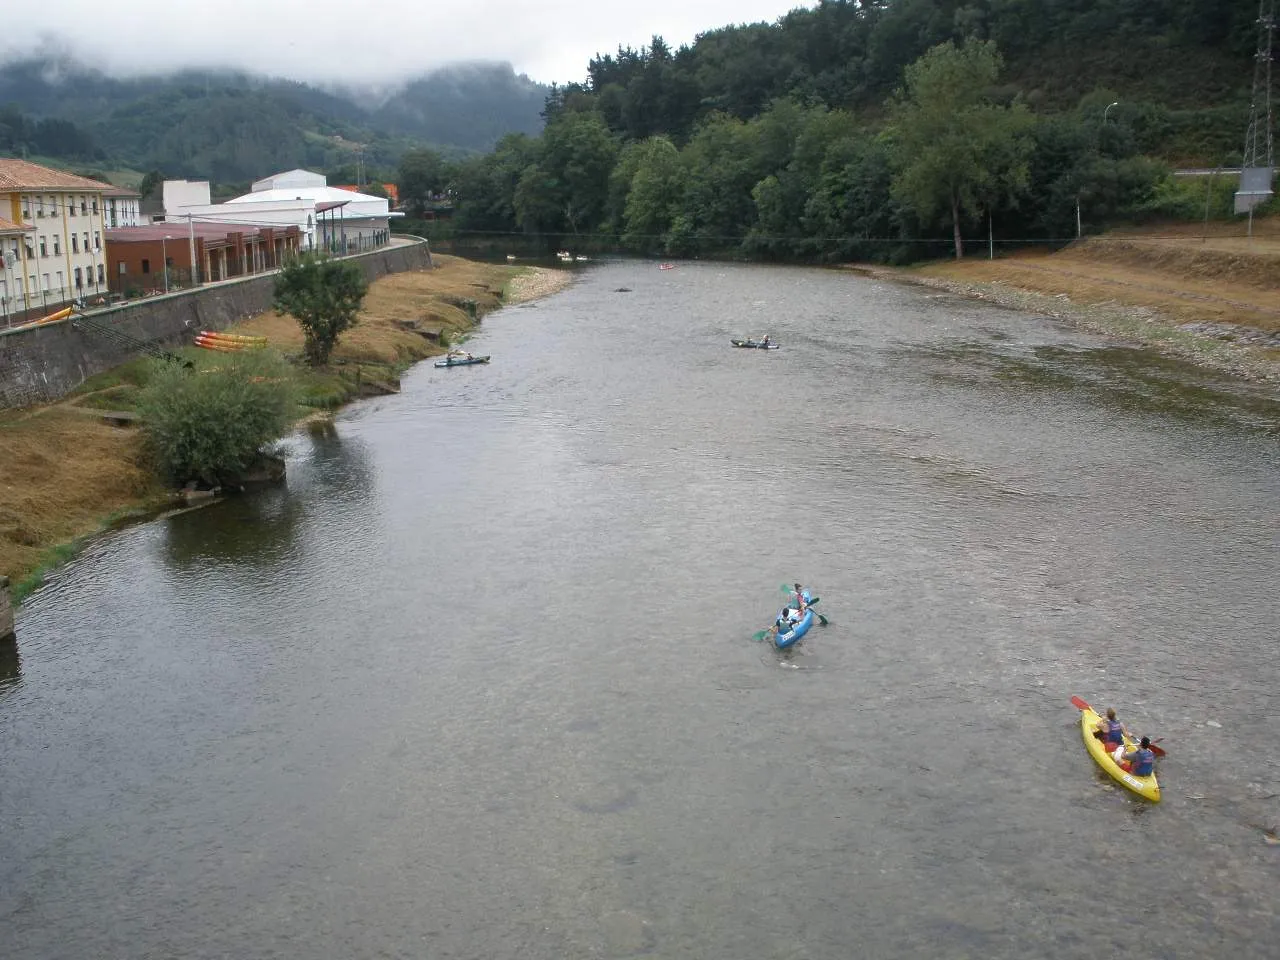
[195,331,267,352]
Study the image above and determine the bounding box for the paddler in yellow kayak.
[1119,737,1158,777]
[1091,707,1129,753]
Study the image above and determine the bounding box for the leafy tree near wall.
[273,254,369,366]
[888,39,1034,258]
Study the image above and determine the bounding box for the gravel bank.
[855,266,1280,387]
[505,267,575,304]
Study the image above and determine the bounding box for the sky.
[2,0,816,86]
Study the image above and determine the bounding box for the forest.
[402,0,1264,262]
[0,59,548,183]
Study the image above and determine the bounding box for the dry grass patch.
[0,410,163,584]
[915,238,1280,334]
[234,255,521,366]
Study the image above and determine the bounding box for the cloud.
[0,0,813,85]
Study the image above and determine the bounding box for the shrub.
[137,351,298,487]
[273,253,368,366]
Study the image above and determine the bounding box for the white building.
[159,169,399,254]
[102,185,142,228]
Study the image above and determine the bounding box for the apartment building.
[0,159,112,322]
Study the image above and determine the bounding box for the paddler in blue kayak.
[792,583,809,614]
[1120,737,1157,776]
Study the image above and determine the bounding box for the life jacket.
[1102,719,1124,745]
[1131,748,1156,777]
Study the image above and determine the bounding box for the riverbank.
[858,222,1280,386]
[0,258,571,601]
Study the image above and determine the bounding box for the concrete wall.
[0,240,432,409]
[0,576,13,643]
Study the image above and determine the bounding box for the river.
[2,260,1277,959]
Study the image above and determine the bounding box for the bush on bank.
[137,350,298,487]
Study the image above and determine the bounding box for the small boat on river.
[434,354,491,368]
[731,338,779,349]
[772,587,815,649]
[1076,700,1161,802]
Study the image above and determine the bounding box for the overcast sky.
[2,0,814,86]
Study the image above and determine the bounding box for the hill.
[0,56,548,184]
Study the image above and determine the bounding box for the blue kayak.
[774,589,814,649]
[775,606,814,649]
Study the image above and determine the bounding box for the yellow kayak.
[1079,706,1161,802]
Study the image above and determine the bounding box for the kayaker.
[761,335,770,346]
[767,609,791,641]
[792,583,807,613]
[1092,707,1128,749]
[1120,737,1157,776]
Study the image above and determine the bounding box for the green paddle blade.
[751,630,771,642]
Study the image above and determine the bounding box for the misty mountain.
[372,62,547,145]
[0,55,547,183]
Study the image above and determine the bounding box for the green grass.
[10,505,160,605]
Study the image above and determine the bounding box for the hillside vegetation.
[0,58,547,183]
[392,0,1268,266]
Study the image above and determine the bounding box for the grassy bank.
[0,256,572,600]
[862,218,1280,385]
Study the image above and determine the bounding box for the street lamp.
[1104,101,1119,123]
[161,235,172,294]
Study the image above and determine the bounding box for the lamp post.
[1104,101,1119,123]
[161,235,171,293]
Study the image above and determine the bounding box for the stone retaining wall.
[0,241,433,409]
[0,576,13,643]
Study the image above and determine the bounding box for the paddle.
[1070,696,1166,756]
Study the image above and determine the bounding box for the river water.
[2,261,1278,959]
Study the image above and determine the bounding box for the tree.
[273,254,368,366]
[138,350,297,487]
[137,170,164,199]
[397,148,449,216]
[889,39,1035,258]
[623,137,686,251]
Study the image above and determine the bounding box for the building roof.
[102,185,142,198]
[227,185,388,206]
[0,215,34,234]
[314,200,352,213]
[251,169,327,193]
[0,159,112,193]
[106,222,299,242]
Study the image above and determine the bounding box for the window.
[92,199,99,214]
[93,232,100,251]
[21,200,31,220]
[74,267,83,289]
[56,270,64,291]
[83,233,89,252]
[141,258,151,274]
[39,236,47,257]
[53,235,60,255]
[69,199,76,218]
[118,262,126,275]
[36,197,44,217]
[72,235,79,253]
[97,264,105,284]
[24,241,33,258]
[80,199,88,215]
[42,273,49,291]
